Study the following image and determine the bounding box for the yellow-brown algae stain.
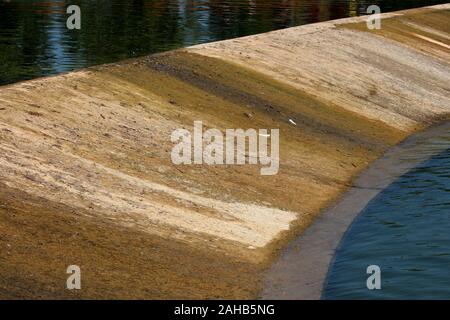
[0,5,449,299]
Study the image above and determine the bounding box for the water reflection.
[0,0,447,85]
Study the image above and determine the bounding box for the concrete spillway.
[0,4,449,299]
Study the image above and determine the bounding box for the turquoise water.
[324,135,450,299]
[0,0,447,85]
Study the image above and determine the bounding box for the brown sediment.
[0,182,261,299]
[0,5,449,299]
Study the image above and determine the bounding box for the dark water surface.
[0,0,447,85]
[324,131,450,299]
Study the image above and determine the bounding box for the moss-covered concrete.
[0,4,449,299]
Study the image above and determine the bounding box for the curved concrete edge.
[262,121,450,300]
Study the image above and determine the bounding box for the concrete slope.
[190,4,450,132]
[0,4,449,299]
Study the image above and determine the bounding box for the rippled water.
[324,131,450,299]
[0,0,447,85]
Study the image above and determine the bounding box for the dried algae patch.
[339,7,450,61]
[0,183,261,299]
[0,5,449,299]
